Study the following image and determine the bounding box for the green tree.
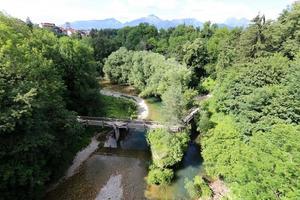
[147,129,189,168]
[0,13,99,199]
[238,15,271,60]
[183,38,209,85]
[185,176,212,199]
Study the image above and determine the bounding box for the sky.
[0,0,297,24]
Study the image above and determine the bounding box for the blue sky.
[0,0,296,24]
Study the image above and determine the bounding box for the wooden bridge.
[77,107,200,144]
[77,116,165,129]
[78,107,199,132]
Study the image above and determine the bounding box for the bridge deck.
[78,106,199,132]
[77,116,165,129]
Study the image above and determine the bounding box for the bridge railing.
[77,116,161,125]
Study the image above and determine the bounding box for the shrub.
[147,128,190,168]
[147,165,174,185]
[184,176,212,199]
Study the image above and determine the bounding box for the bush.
[198,102,215,134]
[147,128,190,168]
[147,165,174,185]
[184,176,212,199]
[202,77,216,93]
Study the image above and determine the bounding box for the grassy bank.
[99,94,138,119]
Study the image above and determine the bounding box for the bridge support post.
[113,125,120,141]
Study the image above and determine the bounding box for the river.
[45,86,203,200]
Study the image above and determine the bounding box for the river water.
[45,127,151,200]
[45,85,203,200]
[45,129,203,200]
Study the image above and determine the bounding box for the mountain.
[64,15,249,30]
[123,15,203,29]
[124,15,162,27]
[64,15,203,30]
[65,18,123,29]
[224,18,250,27]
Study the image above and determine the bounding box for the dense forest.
[0,14,101,199]
[1,1,300,200]
[88,2,300,199]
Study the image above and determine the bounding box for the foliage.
[184,176,212,199]
[104,48,194,123]
[238,15,271,60]
[89,29,121,75]
[0,13,101,199]
[146,129,189,185]
[147,129,190,168]
[99,95,137,119]
[147,165,174,185]
[196,3,300,199]
[201,77,216,93]
[197,102,215,134]
[103,47,133,84]
[57,37,101,115]
[117,23,158,51]
[183,38,209,85]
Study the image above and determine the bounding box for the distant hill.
[64,15,249,30]
[123,15,203,29]
[64,18,123,29]
[224,18,250,27]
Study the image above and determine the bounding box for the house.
[39,23,56,28]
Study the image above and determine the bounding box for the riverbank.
[45,85,151,200]
[45,127,150,200]
[100,89,149,120]
[46,129,107,193]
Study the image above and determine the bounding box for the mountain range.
[64,15,249,30]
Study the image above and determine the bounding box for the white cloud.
[0,0,294,24]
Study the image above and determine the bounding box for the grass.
[99,94,138,119]
[100,79,165,121]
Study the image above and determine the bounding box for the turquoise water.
[146,140,203,200]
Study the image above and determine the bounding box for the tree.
[268,2,300,59]
[147,165,174,185]
[0,13,99,199]
[147,129,189,168]
[185,176,212,199]
[183,38,209,85]
[103,47,133,84]
[58,37,101,115]
[26,17,33,29]
[146,129,190,185]
[89,29,121,75]
[238,15,271,60]
[168,25,200,61]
